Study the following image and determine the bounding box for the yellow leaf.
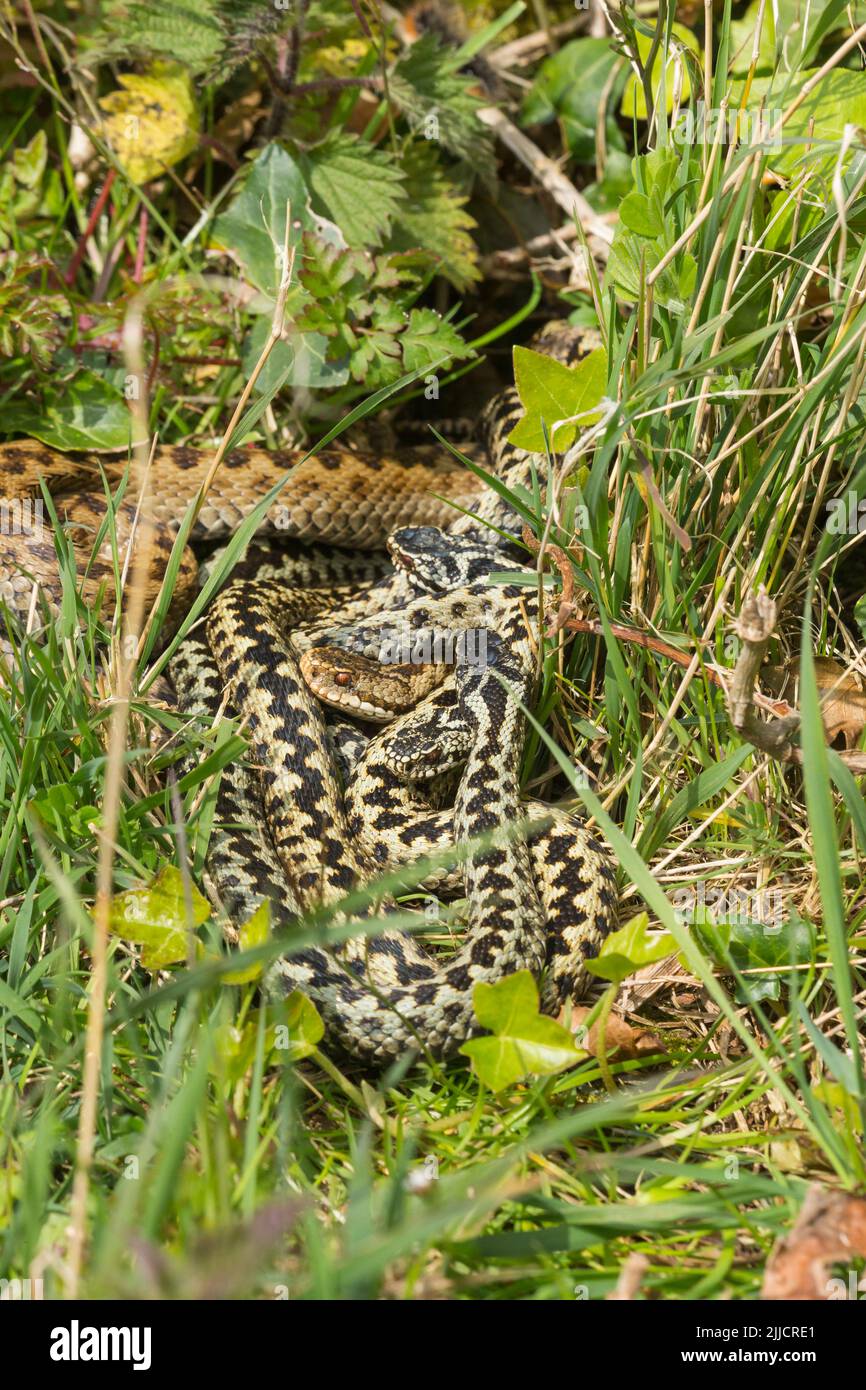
[100,62,199,184]
[223,902,271,985]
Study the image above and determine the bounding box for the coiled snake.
[3,321,617,1064]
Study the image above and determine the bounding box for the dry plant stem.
[728,589,866,773]
[608,1253,650,1301]
[137,211,296,660]
[491,15,585,67]
[475,106,614,248]
[521,524,577,635]
[521,524,793,712]
[65,299,157,1296]
[648,20,866,288]
[693,151,764,443]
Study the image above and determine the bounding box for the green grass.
[1,0,866,1301]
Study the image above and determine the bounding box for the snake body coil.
[3,321,618,1064]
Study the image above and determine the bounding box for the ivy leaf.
[211,143,342,298]
[389,143,480,290]
[460,970,583,1091]
[222,902,270,985]
[3,371,136,451]
[300,132,405,248]
[390,33,495,179]
[99,62,200,183]
[108,864,210,969]
[586,912,676,984]
[509,345,608,452]
[400,308,470,374]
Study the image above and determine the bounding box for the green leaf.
[460,970,583,1091]
[89,0,225,75]
[508,344,608,452]
[272,991,324,1064]
[222,902,270,985]
[606,148,698,311]
[620,23,701,119]
[29,784,100,840]
[108,864,210,969]
[241,316,348,393]
[389,143,480,290]
[731,916,814,1004]
[390,32,495,179]
[300,132,405,248]
[738,68,866,178]
[210,994,323,1081]
[730,0,848,75]
[12,130,47,190]
[619,189,664,238]
[211,143,337,298]
[400,308,469,374]
[3,372,135,451]
[586,911,676,984]
[520,38,626,162]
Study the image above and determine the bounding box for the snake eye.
[335,671,352,687]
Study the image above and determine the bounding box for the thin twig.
[725,589,866,773]
[65,293,158,1294]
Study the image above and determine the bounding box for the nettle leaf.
[620,23,701,119]
[99,62,200,183]
[108,865,210,969]
[586,912,676,984]
[390,32,495,178]
[3,371,135,451]
[389,143,480,291]
[90,0,225,75]
[400,308,470,374]
[694,913,815,1004]
[300,132,405,248]
[212,143,341,298]
[460,970,583,1091]
[509,345,608,452]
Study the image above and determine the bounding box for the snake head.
[300,645,443,723]
[388,526,507,592]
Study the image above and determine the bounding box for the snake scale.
[3,321,618,1064]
